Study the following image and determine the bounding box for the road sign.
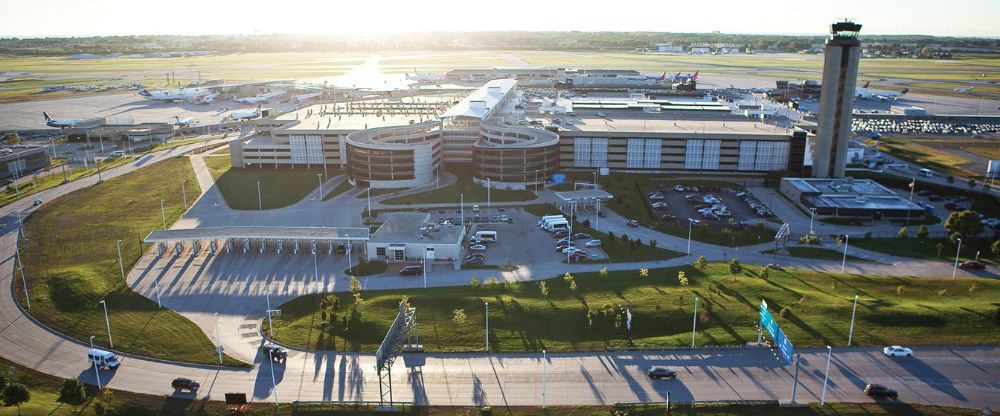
[760,300,795,365]
[551,174,566,185]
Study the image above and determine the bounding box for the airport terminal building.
[230,79,810,189]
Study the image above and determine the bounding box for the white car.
[585,239,602,247]
[469,244,487,252]
[882,346,913,357]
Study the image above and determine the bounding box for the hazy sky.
[2,0,998,38]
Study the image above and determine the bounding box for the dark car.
[171,377,200,392]
[263,345,287,363]
[917,190,933,197]
[400,266,422,276]
[864,384,898,399]
[928,194,943,201]
[647,366,678,380]
[958,261,987,270]
[573,233,592,240]
[943,202,961,211]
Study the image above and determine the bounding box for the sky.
[2,0,998,38]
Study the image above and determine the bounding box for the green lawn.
[851,237,998,265]
[381,167,536,205]
[346,260,387,277]
[203,155,332,210]
[761,246,871,263]
[524,204,685,263]
[1,157,132,209]
[323,179,354,201]
[17,158,244,366]
[267,263,1000,353]
[597,175,771,246]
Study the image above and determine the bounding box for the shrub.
[599,267,608,278]
[470,278,480,288]
[650,239,658,248]
[59,378,86,405]
[563,272,574,284]
[693,256,708,270]
[937,289,948,296]
[3,383,30,409]
[917,225,929,239]
[538,281,550,297]
[639,268,649,278]
[800,232,819,245]
[728,258,742,274]
[503,280,513,290]
[487,277,499,289]
[897,227,908,239]
[896,285,905,296]
[968,283,978,295]
[779,307,791,318]
[677,271,689,289]
[760,265,770,280]
[452,309,467,325]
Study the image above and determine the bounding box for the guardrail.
[607,343,768,352]
[614,399,780,407]
[291,400,415,411]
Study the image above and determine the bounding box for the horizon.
[3,0,999,38]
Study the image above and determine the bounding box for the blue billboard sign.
[760,300,795,365]
[551,173,566,185]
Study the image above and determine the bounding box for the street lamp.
[486,178,491,209]
[90,336,101,389]
[160,199,167,230]
[952,238,963,278]
[214,312,222,365]
[847,294,858,346]
[100,300,113,348]
[316,173,324,201]
[686,218,695,255]
[96,159,103,183]
[256,180,262,211]
[541,349,547,408]
[691,296,698,348]
[116,240,125,280]
[821,345,832,405]
[840,235,850,273]
[808,208,816,234]
[181,179,188,209]
[484,302,490,352]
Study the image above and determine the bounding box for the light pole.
[154,273,162,308]
[460,193,464,227]
[790,353,801,404]
[15,244,30,309]
[181,179,188,209]
[952,238,963,278]
[541,349,547,408]
[686,218,694,255]
[422,253,427,289]
[100,300,113,348]
[592,171,598,189]
[96,159,103,183]
[90,336,101,389]
[256,180,262,211]
[691,296,698,348]
[821,345,832,405]
[808,208,816,234]
[215,312,222,365]
[486,178,491,209]
[268,349,279,406]
[116,240,125,280]
[840,235,850,273]
[366,188,372,221]
[316,173,323,201]
[312,251,319,288]
[159,198,167,229]
[485,302,490,352]
[847,294,858,346]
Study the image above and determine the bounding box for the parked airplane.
[672,71,699,82]
[196,92,220,104]
[174,116,199,127]
[856,82,909,100]
[954,86,975,93]
[645,71,668,82]
[406,70,444,83]
[228,104,262,121]
[42,112,84,128]
[138,87,212,102]
[234,89,286,104]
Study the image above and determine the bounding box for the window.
[627,138,662,168]
[289,135,307,164]
[626,138,644,168]
[643,139,662,168]
[739,141,789,171]
[394,249,405,261]
[376,247,386,257]
[305,135,325,164]
[685,139,720,170]
[573,138,592,167]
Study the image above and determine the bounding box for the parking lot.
[456,208,608,267]
[645,184,774,230]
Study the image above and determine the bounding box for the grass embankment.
[849,171,1000,218]
[345,260,387,277]
[381,167,536,205]
[268,263,1000,353]
[17,158,244,366]
[323,179,354,201]
[355,187,404,199]
[761,246,871,263]
[203,155,332,210]
[1,157,133,209]
[524,204,685,263]
[597,175,773,246]
[866,135,1000,180]
[851,237,998,265]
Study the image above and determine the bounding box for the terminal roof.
[144,226,370,243]
[369,212,465,245]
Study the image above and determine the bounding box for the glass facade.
[626,138,663,169]
[738,141,790,171]
[684,139,720,170]
[573,138,608,168]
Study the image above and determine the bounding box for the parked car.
[928,194,943,201]
[552,231,569,239]
[646,366,678,380]
[499,214,509,222]
[626,219,640,227]
[864,384,898,399]
[917,190,933,197]
[463,257,485,265]
[882,346,913,357]
[585,239,602,247]
[573,233,592,240]
[562,247,586,255]
[465,253,485,260]
[958,261,987,270]
[943,202,960,211]
[556,242,573,251]
[171,378,201,392]
[469,245,487,252]
[263,345,288,363]
[400,265,423,275]
[568,252,588,262]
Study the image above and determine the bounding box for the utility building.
[813,21,862,179]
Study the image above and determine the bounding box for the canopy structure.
[144,226,370,243]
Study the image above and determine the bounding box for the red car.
[958,261,987,271]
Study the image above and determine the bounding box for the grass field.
[381,168,536,205]
[598,175,773,246]
[203,155,331,210]
[355,187,404,199]
[267,263,1000,353]
[851,236,998,265]
[322,179,354,201]
[346,260,387,277]
[16,158,243,366]
[0,157,132,209]
[868,136,989,179]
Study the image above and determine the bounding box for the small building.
[780,177,924,220]
[656,44,684,54]
[890,105,927,116]
[0,145,51,180]
[366,212,465,270]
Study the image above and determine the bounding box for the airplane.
[234,89,286,104]
[954,86,975,93]
[645,71,668,82]
[406,70,443,83]
[672,71,699,82]
[196,92,220,104]
[138,87,212,102]
[855,85,909,101]
[174,116,199,127]
[42,112,84,128]
[228,104,262,121]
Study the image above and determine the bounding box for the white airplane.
[855,82,909,101]
[196,92,220,104]
[954,86,975,93]
[139,87,212,102]
[228,104,262,121]
[174,116,199,127]
[234,89,286,104]
[406,70,443,83]
[42,112,84,128]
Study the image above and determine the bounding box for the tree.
[917,224,929,239]
[944,210,984,238]
[538,281,549,297]
[58,378,86,405]
[470,278,480,288]
[991,239,1000,258]
[3,383,30,414]
[760,265,770,280]
[935,241,945,258]
[452,309,466,325]
[946,175,955,184]
[677,271,688,289]
[2,132,19,146]
[693,256,708,270]
[649,239,658,249]
[639,268,649,278]
[607,230,615,241]
[897,226,909,239]
[968,178,977,190]
[729,258,742,274]
[582,219,591,228]
[599,267,608,278]
[800,231,819,245]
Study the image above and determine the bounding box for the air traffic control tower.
[813,20,862,178]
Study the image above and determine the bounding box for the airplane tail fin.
[900,88,910,95]
[138,88,151,97]
[863,81,871,89]
[43,112,52,121]
[692,71,699,80]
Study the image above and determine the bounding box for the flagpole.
[909,177,915,202]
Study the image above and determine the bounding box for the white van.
[538,215,564,227]
[918,168,933,177]
[87,348,121,370]
[540,217,567,229]
[473,231,498,242]
[546,220,569,232]
[472,205,481,213]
